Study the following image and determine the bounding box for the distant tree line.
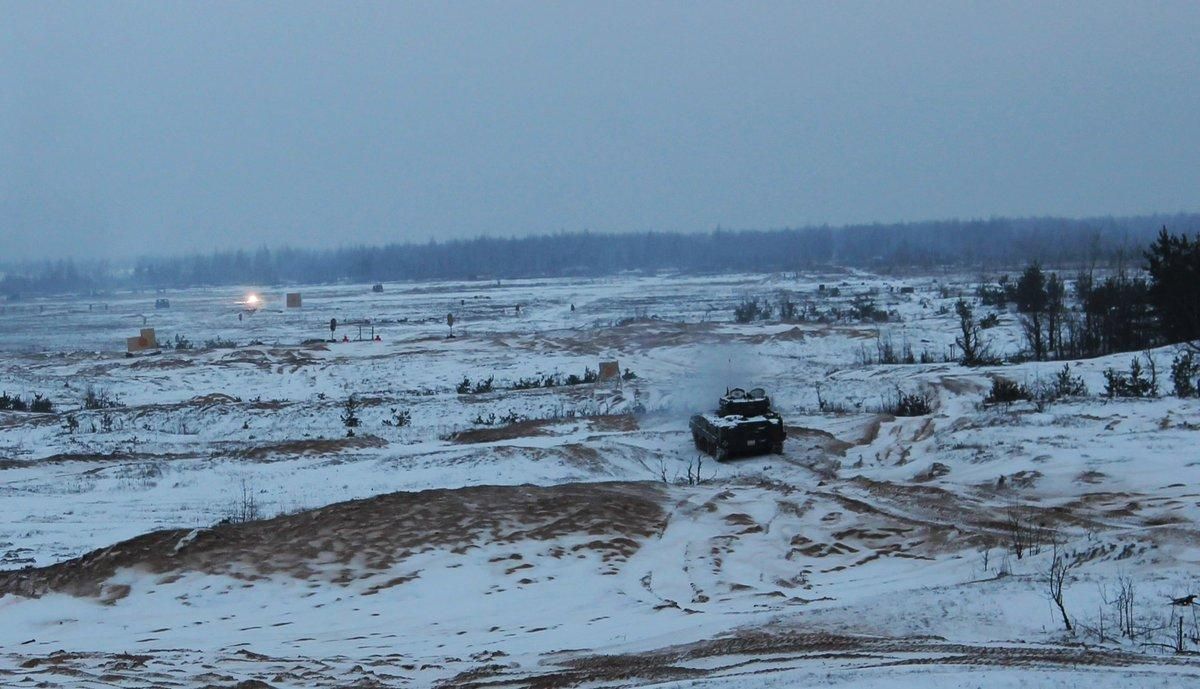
[2,213,1198,297]
[969,227,1200,361]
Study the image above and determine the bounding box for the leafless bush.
[90,412,119,433]
[83,384,123,410]
[814,384,859,414]
[1005,509,1052,560]
[1046,542,1076,633]
[114,462,163,490]
[885,388,933,416]
[655,458,671,484]
[224,478,261,524]
[683,455,706,485]
[977,547,993,576]
[651,456,713,485]
[734,297,770,323]
[1081,576,1200,653]
[856,333,921,366]
[1106,576,1138,641]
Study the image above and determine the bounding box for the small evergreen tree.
[1146,227,1200,349]
[1052,364,1088,398]
[341,394,361,436]
[1103,357,1159,398]
[954,299,984,365]
[1016,262,1049,359]
[1171,351,1199,398]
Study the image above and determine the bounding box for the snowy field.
[1,270,1199,688]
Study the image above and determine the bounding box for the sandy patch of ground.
[0,481,667,600]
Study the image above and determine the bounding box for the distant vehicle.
[154,298,170,309]
[689,387,785,461]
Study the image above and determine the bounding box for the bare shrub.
[734,298,769,323]
[1004,509,1052,560]
[1112,576,1136,641]
[225,478,261,524]
[1046,542,1076,633]
[877,388,932,416]
[83,385,123,410]
[681,455,711,485]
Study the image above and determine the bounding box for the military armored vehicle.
[689,387,785,461]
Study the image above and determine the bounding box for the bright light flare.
[245,293,261,306]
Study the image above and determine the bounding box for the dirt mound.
[188,393,242,406]
[785,426,854,455]
[744,326,808,344]
[450,419,557,444]
[587,414,639,432]
[129,356,196,370]
[939,375,988,396]
[855,415,894,444]
[0,450,189,469]
[913,461,951,482]
[236,434,388,460]
[0,481,666,600]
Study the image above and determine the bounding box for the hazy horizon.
[4,2,1199,261]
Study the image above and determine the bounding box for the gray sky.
[2,1,1198,260]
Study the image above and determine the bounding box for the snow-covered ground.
[1,271,1199,688]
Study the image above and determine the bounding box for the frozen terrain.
[1,271,1199,688]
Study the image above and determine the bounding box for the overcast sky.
[2,2,1198,260]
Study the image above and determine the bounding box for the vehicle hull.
[689,412,785,461]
